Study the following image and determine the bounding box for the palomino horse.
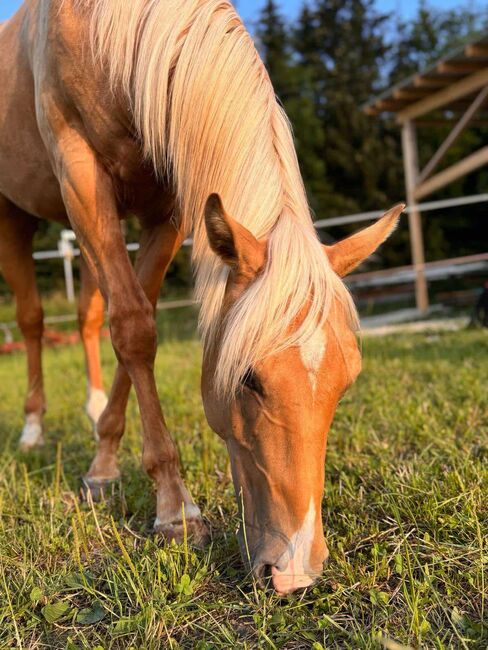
[0,0,403,594]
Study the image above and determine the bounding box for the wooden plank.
[376,99,410,112]
[465,44,488,58]
[364,106,379,116]
[415,146,488,200]
[437,60,487,74]
[348,252,488,284]
[416,118,488,127]
[364,99,410,115]
[418,85,488,183]
[413,74,461,88]
[401,122,429,312]
[366,98,487,116]
[398,67,488,122]
[393,88,431,100]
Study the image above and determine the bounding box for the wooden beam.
[348,252,488,284]
[366,98,488,117]
[364,107,378,116]
[401,122,429,313]
[413,74,459,88]
[465,44,488,58]
[437,60,487,74]
[393,88,431,100]
[397,67,488,122]
[376,99,410,112]
[418,85,488,183]
[415,146,488,200]
[364,99,410,115]
[416,118,488,127]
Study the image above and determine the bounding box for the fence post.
[0,324,13,344]
[58,230,76,303]
[402,120,429,314]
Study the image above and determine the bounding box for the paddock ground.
[0,313,487,649]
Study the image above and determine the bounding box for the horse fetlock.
[19,412,44,451]
[154,505,210,547]
[87,449,121,483]
[153,474,206,539]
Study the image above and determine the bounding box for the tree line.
[253,0,488,268]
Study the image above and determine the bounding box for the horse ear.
[325,204,405,278]
[204,194,266,277]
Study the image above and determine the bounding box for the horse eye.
[241,370,263,395]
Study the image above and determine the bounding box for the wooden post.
[402,121,429,313]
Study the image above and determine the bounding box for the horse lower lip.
[271,567,315,595]
[253,562,316,594]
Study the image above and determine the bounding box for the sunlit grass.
[0,321,487,648]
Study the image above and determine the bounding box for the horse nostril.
[253,563,273,586]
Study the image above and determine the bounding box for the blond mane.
[81,0,358,397]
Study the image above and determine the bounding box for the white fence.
[35,193,488,302]
[1,193,486,340]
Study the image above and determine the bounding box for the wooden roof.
[364,33,488,123]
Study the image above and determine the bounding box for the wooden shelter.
[364,34,488,312]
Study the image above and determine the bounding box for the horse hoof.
[80,477,118,502]
[154,515,211,548]
[19,436,45,452]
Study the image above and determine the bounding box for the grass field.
[0,316,487,649]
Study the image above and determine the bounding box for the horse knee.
[110,302,157,370]
[17,300,43,339]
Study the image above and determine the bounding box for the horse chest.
[104,152,172,220]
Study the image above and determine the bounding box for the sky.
[238,0,464,24]
[0,0,466,25]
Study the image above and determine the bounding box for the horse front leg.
[78,255,107,437]
[84,222,184,495]
[53,133,206,543]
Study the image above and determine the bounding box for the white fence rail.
[32,193,487,303]
[0,193,486,341]
[314,192,488,228]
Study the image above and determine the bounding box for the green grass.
[0,321,487,649]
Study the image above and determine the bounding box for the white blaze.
[299,330,326,392]
[271,497,317,594]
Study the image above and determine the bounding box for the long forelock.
[83,0,358,398]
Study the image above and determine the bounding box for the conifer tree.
[256,0,331,219]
